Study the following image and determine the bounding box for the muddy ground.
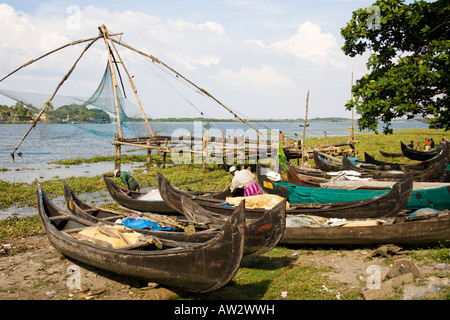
[1,233,449,301]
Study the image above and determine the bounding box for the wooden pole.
[114,134,121,165]
[104,26,155,137]
[350,69,355,144]
[202,131,207,173]
[302,90,310,166]
[99,25,123,139]
[0,36,103,83]
[147,138,152,164]
[12,36,101,154]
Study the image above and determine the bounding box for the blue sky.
[0,0,381,119]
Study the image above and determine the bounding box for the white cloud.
[238,64,293,88]
[270,21,345,67]
[0,3,68,55]
[199,21,226,36]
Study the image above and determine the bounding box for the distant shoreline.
[0,117,353,124]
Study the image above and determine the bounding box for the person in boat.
[407,141,414,149]
[425,138,430,151]
[430,138,435,149]
[229,166,263,197]
[111,169,140,194]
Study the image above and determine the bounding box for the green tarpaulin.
[274,181,450,210]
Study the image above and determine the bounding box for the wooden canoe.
[103,175,178,214]
[180,195,286,257]
[103,175,230,214]
[313,151,344,172]
[280,212,450,246]
[364,142,449,172]
[259,165,450,211]
[257,165,414,218]
[342,156,448,182]
[36,180,245,293]
[379,149,404,158]
[64,180,218,243]
[283,161,328,188]
[401,141,442,161]
[284,159,450,196]
[64,181,284,257]
[160,170,412,219]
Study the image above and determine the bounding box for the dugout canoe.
[37,180,245,293]
[280,211,450,246]
[64,181,284,257]
[64,180,217,243]
[283,160,328,188]
[103,175,230,214]
[159,170,412,219]
[401,141,442,161]
[313,151,344,172]
[283,159,450,194]
[180,195,286,257]
[342,156,448,182]
[103,176,177,214]
[379,149,404,158]
[258,165,450,211]
[364,142,449,172]
[257,165,414,218]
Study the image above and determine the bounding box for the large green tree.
[341,0,449,133]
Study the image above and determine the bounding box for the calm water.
[0,119,429,183]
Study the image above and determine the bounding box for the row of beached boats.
[36,141,450,293]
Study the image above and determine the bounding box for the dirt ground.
[1,233,449,301]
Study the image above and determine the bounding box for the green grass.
[184,247,362,300]
[0,215,43,239]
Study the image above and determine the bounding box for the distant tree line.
[0,103,111,123]
[0,102,352,124]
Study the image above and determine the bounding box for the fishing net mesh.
[0,62,150,142]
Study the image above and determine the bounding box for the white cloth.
[230,169,255,192]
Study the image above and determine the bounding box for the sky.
[0,0,381,120]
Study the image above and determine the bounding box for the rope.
[0,150,113,155]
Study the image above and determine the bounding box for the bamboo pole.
[12,36,101,155]
[103,25,155,137]
[0,36,105,83]
[302,90,310,165]
[110,38,261,136]
[350,69,355,146]
[99,25,123,139]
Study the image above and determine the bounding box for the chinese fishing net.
[0,61,159,160]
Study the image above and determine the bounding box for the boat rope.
[0,150,114,155]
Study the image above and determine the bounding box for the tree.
[11,103,33,122]
[341,0,449,134]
